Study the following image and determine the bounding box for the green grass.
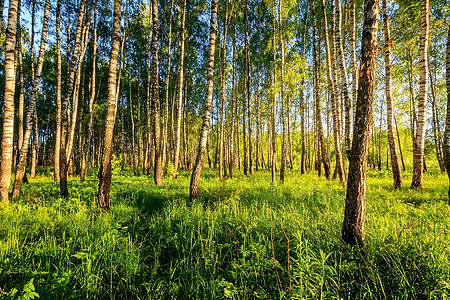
[1,166,450,299]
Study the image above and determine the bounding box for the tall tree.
[382,0,402,188]
[444,25,450,201]
[271,1,277,184]
[219,0,230,179]
[97,0,122,211]
[313,5,331,180]
[279,0,287,184]
[12,0,51,199]
[163,0,175,167]
[335,0,352,154]
[342,0,379,246]
[54,0,62,182]
[411,0,429,189]
[0,0,20,202]
[173,0,187,179]
[321,0,346,184]
[152,0,163,186]
[189,0,219,198]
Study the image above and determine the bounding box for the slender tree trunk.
[60,0,86,198]
[189,0,218,198]
[54,0,62,182]
[430,70,445,172]
[0,0,19,202]
[97,0,122,211]
[382,0,402,187]
[279,0,287,184]
[245,5,254,176]
[16,10,24,166]
[229,17,237,178]
[342,0,379,246]
[163,0,175,167]
[219,1,230,179]
[335,0,352,155]
[81,1,98,182]
[151,0,163,186]
[12,0,51,198]
[313,8,331,180]
[173,0,186,178]
[443,25,450,201]
[321,0,346,184]
[271,2,277,184]
[411,0,429,189]
[31,106,38,178]
[350,0,358,128]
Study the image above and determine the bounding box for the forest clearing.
[0,0,449,298]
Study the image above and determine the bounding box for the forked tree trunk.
[97,0,122,211]
[189,0,218,198]
[411,0,429,189]
[342,0,379,246]
[173,0,186,179]
[382,0,402,188]
[12,0,51,198]
[0,0,20,202]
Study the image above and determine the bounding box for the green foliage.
[1,168,449,298]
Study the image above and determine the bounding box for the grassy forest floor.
[1,163,450,299]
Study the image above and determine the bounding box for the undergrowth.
[0,167,449,299]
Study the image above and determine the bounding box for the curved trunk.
[189,0,218,198]
[411,0,429,189]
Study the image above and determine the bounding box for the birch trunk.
[443,25,450,201]
[0,0,19,202]
[342,0,379,246]
[151,0,163,186]
[321,0,346,184]
[12,0,51,198]
[97,0,122,211]
[173,0,186,179]
[189,0,218,198]
[411,0,429,189]
[313,7,331,180]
